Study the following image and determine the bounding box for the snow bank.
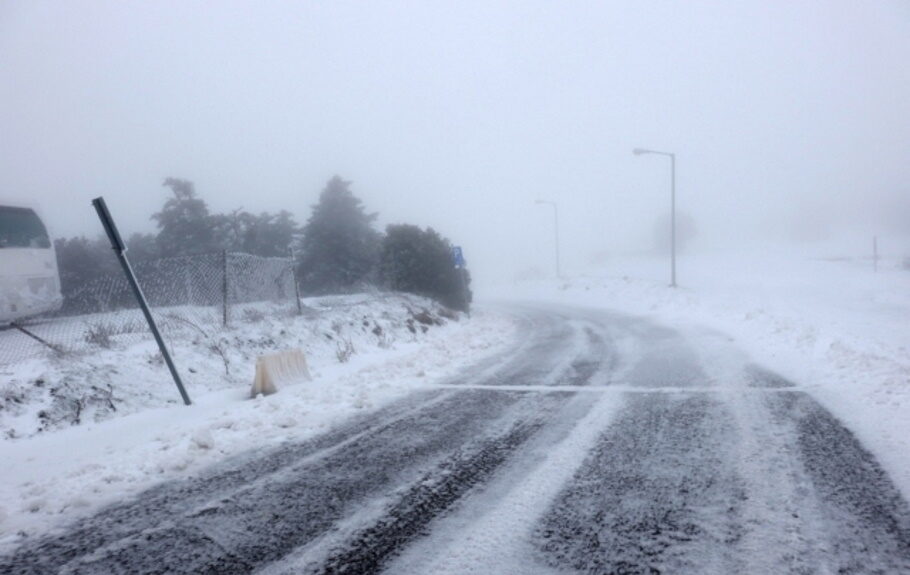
[0,293,516,547]
[493,246,910,501]
[2,294,457,438]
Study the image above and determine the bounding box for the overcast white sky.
[2,1,909,282]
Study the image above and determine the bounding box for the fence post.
[289,250,302,315]
[222,249,229,327]
[92,197,191,406]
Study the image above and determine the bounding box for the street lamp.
[633,147,677,287]
[535,199,561,279]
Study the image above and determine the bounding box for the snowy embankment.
[0,293,516,547]
[494,245,910,502]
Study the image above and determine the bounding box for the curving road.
[1,305,909,574]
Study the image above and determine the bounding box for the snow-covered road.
[2,305,909,574]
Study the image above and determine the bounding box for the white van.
[0,205,63,324]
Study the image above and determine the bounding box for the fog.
[2,1,909,285]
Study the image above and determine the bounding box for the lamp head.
[632,148,649,156]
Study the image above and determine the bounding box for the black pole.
[92,197,192,406]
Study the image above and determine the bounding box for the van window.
[0,207,51,248]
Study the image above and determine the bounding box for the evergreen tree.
[380,224,471,311]
[152,178,217,256]
[211,208,299,257]
[241,210,299,257]
[211,208,249,253]
[298,176,380,294]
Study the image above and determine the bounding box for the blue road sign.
[451,246,466,267]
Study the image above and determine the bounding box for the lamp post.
[535,199,561,279]
[633,147,677,287]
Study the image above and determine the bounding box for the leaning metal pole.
[92,197,192,406]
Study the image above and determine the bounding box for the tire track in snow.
[534,327,910,574]
[307,420,545,575]
[766,391,910,574]
[535,392,746,574]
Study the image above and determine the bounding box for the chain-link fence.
[0,251,299,367]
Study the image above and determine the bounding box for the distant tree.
[380,224,471,311]
[243,210,299,257]
[211,209,299,257]
[297,176,380,294]
[211,208,249,253]
[152,178,217,256]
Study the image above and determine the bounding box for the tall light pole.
[535,199,561,279]
[633,147,677,287]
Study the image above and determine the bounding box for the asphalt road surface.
[2,305,909,574]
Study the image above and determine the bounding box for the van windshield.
[0,206,51,248]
